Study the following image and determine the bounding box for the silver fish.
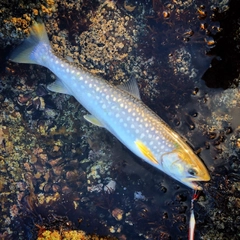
[9,22,210,189]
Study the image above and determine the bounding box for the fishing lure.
[188,190,200,240]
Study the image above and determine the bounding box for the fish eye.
[188,168,197,176]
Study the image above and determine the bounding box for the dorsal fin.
[117,77,141,100]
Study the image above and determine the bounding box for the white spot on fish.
[140,133,145,138]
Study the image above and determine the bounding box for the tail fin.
[9,21,50,65]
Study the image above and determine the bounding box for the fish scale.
[9,21,210,189]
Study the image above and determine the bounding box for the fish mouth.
[184,173,210,190]
[190,181,203,191]
[182,178,205,190]
[184,171,211,183]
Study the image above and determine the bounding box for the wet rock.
[112,208,124,221]
[104,180,116,193]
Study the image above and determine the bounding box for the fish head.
[161,148,210,190]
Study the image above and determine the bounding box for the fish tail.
[9,21,51,65]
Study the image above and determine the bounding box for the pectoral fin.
[135,139,158,164]
[84,114,104,127]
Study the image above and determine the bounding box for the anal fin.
[84,114,104,127]
[47,78,71,95]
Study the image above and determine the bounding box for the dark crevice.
[202,0,240,89]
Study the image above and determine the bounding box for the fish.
[9,21,210,190]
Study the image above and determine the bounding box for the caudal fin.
[9,21,50,65]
